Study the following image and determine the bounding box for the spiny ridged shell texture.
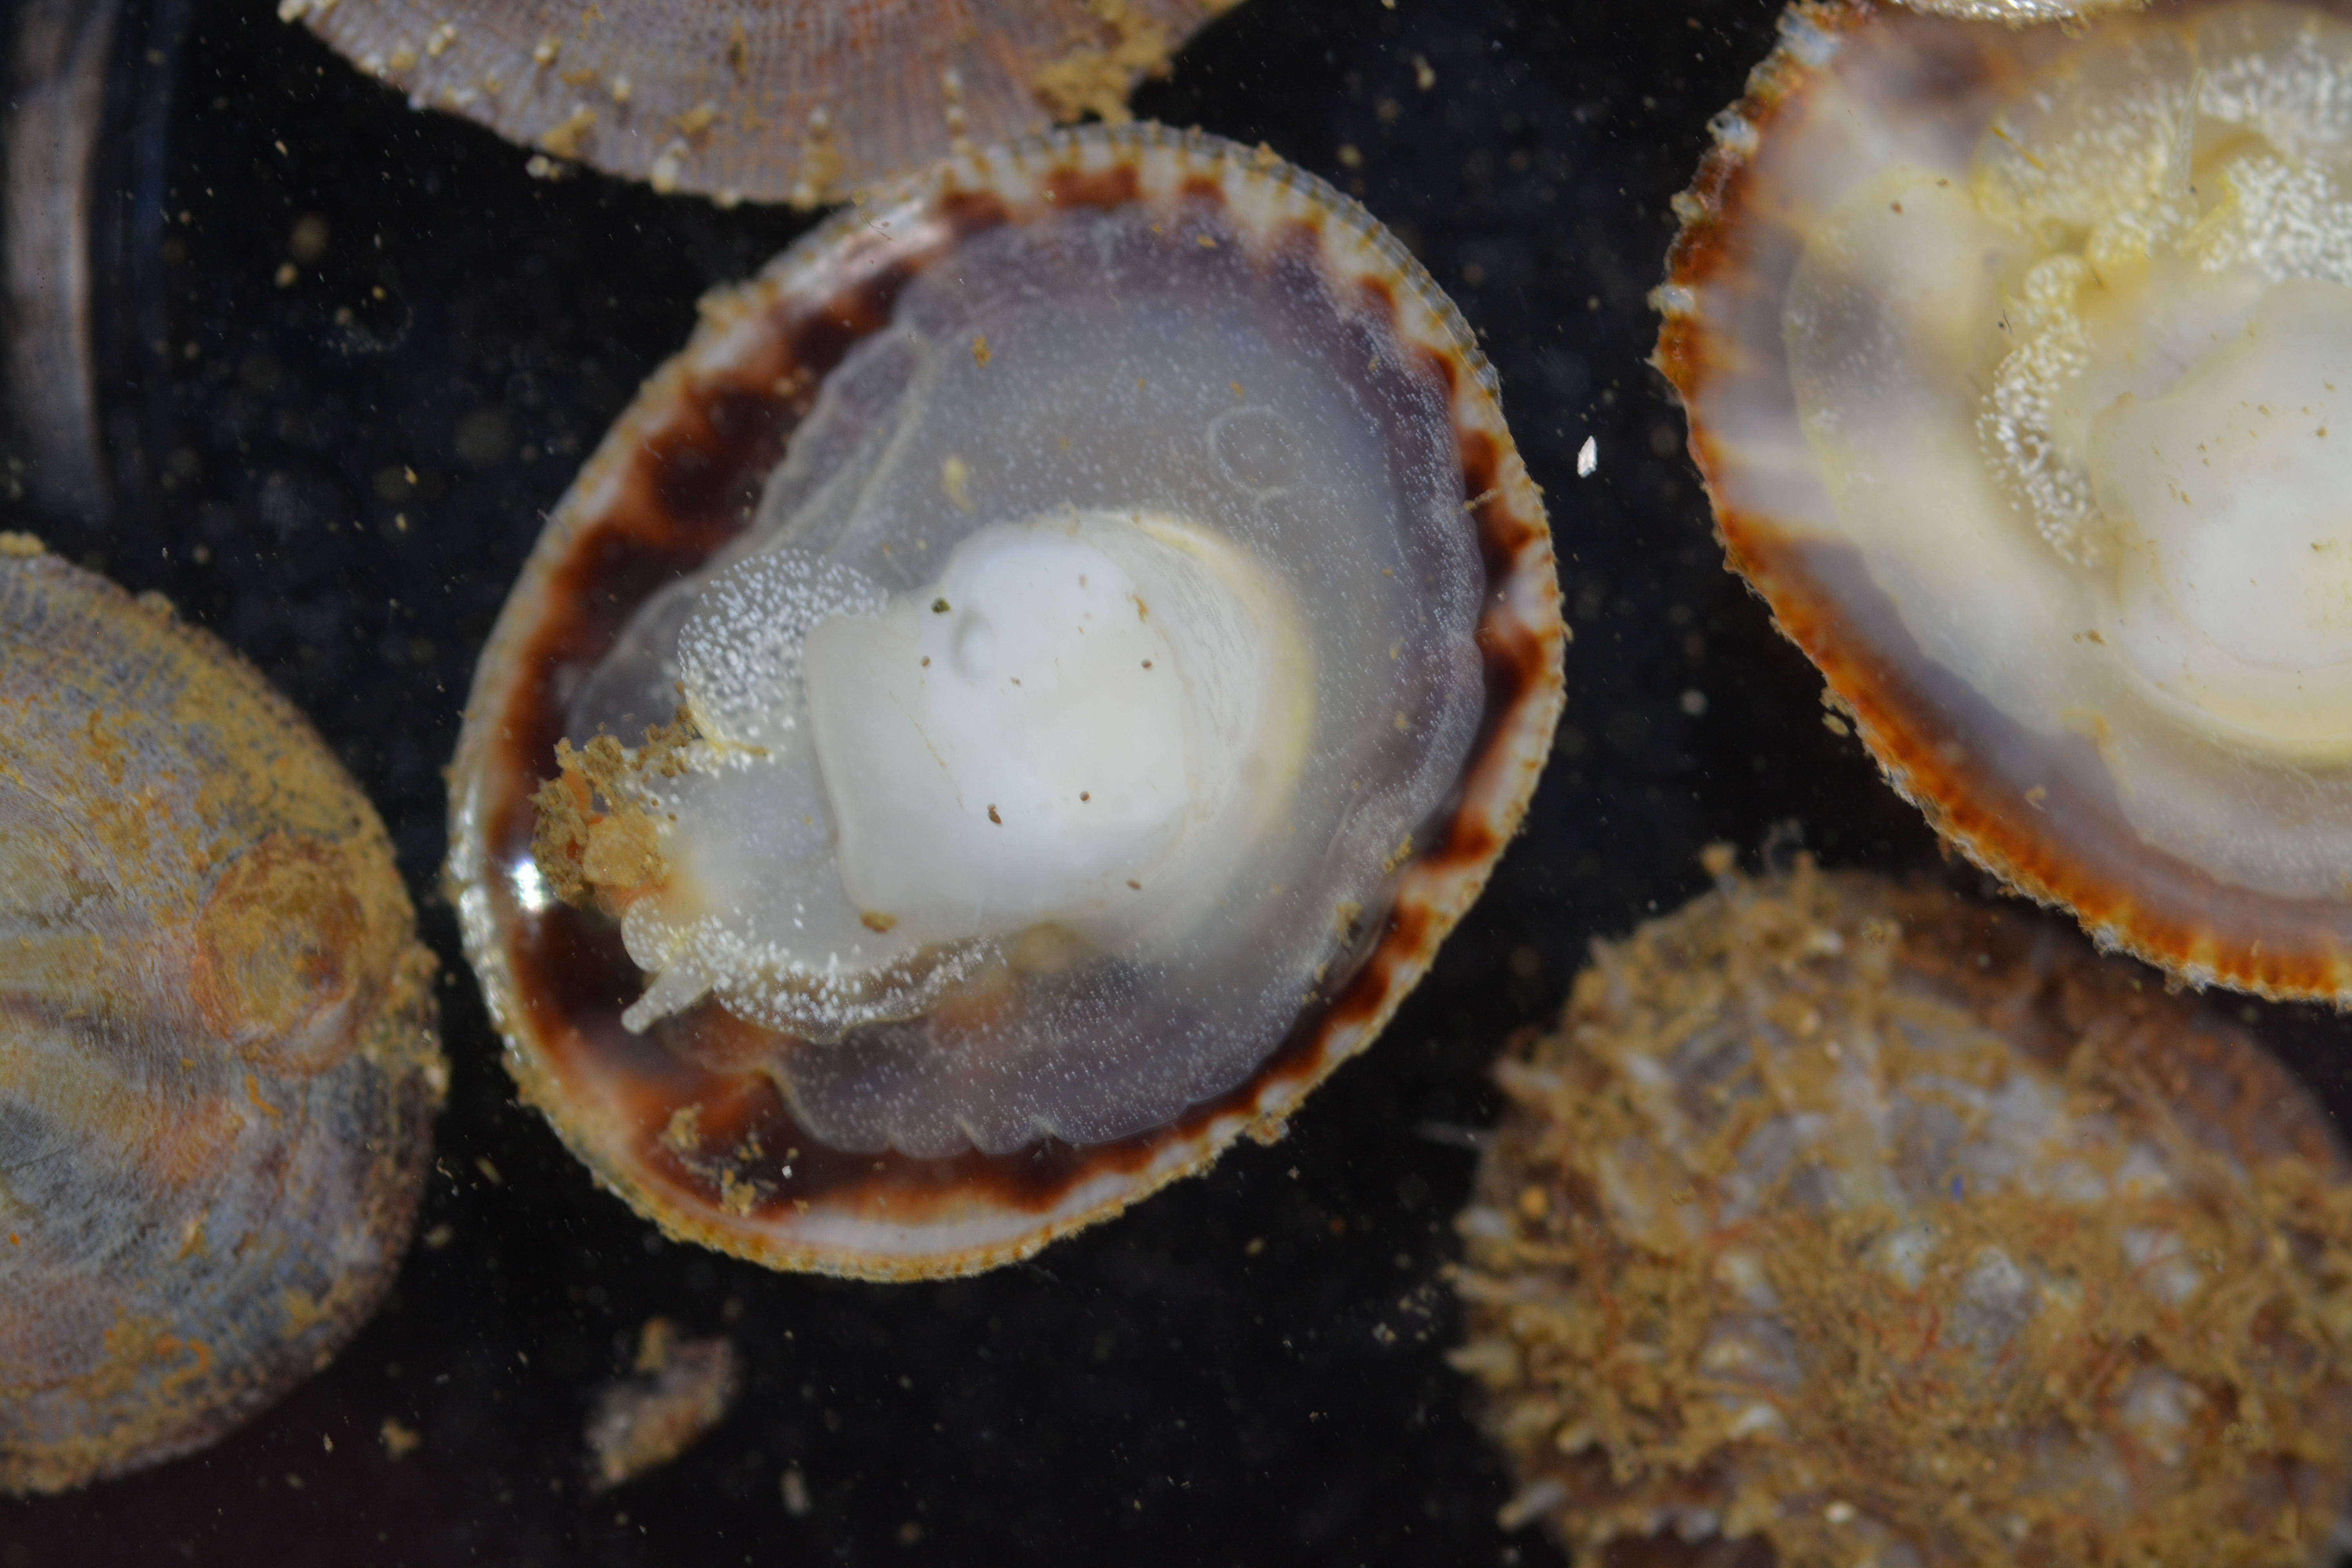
[285,0,1237,206]
[1455,862,2352,1567]
[0,543,445,1494]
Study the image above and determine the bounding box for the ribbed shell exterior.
[1455,864,2352,1566]
[283,0,1234,206]
[1655,0,2352,1004]
[444,123,1566,1281]
[0,545,445,1494]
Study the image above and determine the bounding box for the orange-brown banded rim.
[446,123,1568,1281]
[1653,0,2352,1004]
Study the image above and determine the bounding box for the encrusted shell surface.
[445,124,1565,1281]
[1658,0,2352,1002]
[1454,862,2352,1566]
[283,0,1236,207]
[0,543,445,1494]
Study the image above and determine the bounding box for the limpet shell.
[0,542,444,1493]
[445,124,1564,1281]
[1659,0,2352,1001]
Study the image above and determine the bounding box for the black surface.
[7,0,2351,1563]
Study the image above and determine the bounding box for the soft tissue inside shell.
[1780,1,2352,902]
[802,511,1312,949]
[566,201,1484,1156]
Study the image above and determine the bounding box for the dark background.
[5,0,2350,1562]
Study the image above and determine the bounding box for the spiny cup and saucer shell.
[0,543,445,1494]
[444,123,1565,1282]
[1455,861,2352,1565]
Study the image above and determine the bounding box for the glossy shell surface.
[283,0,1234,206]
[445,123,1565,1281]
[1900,0,2145,20]
[1455,862,2352,1566]
[1659,0,2352,1001]
[0,544,445,1494]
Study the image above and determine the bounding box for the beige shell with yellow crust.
[445,125,1566,1281]
[0,541,444,1494]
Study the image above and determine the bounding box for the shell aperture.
[2092,279,2352,746]
[1788,3,2352,764]
[544,177,1483,1160]
[1661,0,2352,999]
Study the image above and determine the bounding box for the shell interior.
[1659,0,2352,998]
[561,183,1487,1159]
[446,124,1565,1279]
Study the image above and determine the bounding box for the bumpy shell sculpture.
[281,0,1239,206]
[0,541,445,1494]
[1659,0,2352,1001]
[1454,860,2352,1567]
[445,124,1564,1281]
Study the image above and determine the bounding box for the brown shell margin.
[445,122,1567,1281]
[1652,0,2352,1005]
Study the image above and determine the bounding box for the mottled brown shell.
[0,543,445,1494]
[282,0,1237,206]
[445,123,1565,1281]
[1655,0,2352,1003]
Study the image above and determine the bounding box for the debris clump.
[584,1318,743,1491]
